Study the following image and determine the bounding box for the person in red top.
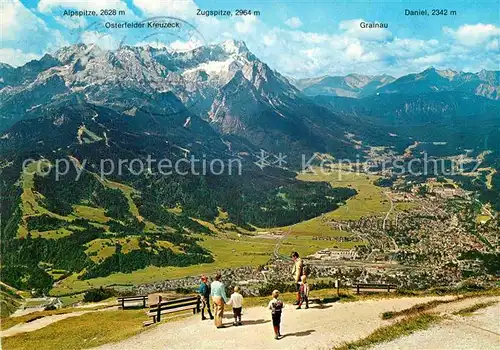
[296,274,310,309]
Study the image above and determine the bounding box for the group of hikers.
[197,251,308,340]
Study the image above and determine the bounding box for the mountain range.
[292,74,396,98]
[293,68,500,100]
[2,40,498,161]
[0,40,370,159]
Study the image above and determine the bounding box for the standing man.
[198,275,214,321]
[210,273,228,328]
[291,251,303,305]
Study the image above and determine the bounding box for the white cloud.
[0,0,72,66]
[135,41,169,49]
[235,16,259,34]
[80,31,121,51]
[289,31,331,44]
[54,15,88,29]
[38,0,128,13]
[486,38,498,51]
[1,0,48,41]
[132,0,197,17]
[263,33,277,46]
[339,18,392,42]
[284,17,303,29]
[386,38,440,58]
[0,48,41,67]
[2,1,498,78]
[412,53,445,65]
[444,23,500,47]
[46,30,70,52]
[135,38,202,52]
[345,42,364,60]
[167,38,203,52]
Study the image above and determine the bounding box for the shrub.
[83,287,116,303]
[258,282,296,296]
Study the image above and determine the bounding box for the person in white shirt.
[210,273,228,328]
[227,286,244,326]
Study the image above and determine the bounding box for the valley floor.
[93,295,499,350]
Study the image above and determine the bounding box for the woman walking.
[210,273,228,328]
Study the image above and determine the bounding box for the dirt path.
[0,307,117,338]
[372,301,500,349]
[273,224,294,259]
[95,296,454,350]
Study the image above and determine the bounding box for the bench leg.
[157,296,162,323]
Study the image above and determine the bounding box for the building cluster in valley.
[132,172,498,296]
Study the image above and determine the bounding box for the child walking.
[296,275,310,309]
[268,289,284,340]
[227,286,244,326]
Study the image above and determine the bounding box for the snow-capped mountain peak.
[220,39,249,55]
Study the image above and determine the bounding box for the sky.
[1,0,499,78]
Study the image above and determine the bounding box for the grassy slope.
[0,292,22,318]
[296,168,390,220]
[18,165,392,295]
[18,160,76,238]
[51,169,392,295]
[272,168,389,255]
[0,282,25,318]
[2,309,148,350]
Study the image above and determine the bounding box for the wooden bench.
[353,283,397,294]
[117,295,148,309]
[144,295,201,326]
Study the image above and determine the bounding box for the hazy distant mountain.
[377,68,500,100]
[292,74,395,98]
[293,68,500,100]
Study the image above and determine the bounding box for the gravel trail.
[95,296,453,350]
[371,302,499,350]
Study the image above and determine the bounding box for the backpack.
[272,300,283,314]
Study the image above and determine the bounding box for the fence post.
[143,296,146,308]
[156,295,162,323]
[336,279,340,295]
[122,298,125,310]
[196,295,201,313]
[356,284,360,295]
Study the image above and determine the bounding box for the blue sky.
[1,0,499,77]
